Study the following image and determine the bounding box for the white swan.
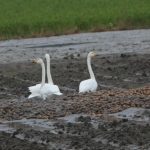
[45,54,62,95]
[28,58,46,99]
[79,52,98,93]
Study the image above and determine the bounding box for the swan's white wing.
[40,84,62,96]
[28,84,42,99]
[79,79,97,93]
[28,84,41,93]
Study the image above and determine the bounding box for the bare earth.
[0,29,150,150]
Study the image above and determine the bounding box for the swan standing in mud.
[79,52,98,93]
[45,53,62,95]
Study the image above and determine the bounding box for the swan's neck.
[87,55,95,79]
[46,57,54,84]
[41,62,45,86]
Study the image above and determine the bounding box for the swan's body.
[45,54,62,95]
[79,52,98,93]
[40,84,62,99]
[79,79,97,93]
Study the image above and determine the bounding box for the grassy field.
[0,0,150,39]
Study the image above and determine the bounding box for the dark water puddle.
[0,124,15,133]
[0,110,150,149]
[0,108,149,136]
[0,114,92,146]
[0,114,97,135]
[109,107,150,123]
[58,114,87,123]
[1,119,56,133]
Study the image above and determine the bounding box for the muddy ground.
[0,30,150,150]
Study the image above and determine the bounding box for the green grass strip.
[0,0,150,39]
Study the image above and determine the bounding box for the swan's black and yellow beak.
[93,52,96,57]
[32,59,37,64]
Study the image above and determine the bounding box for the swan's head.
[88,51,96,57]
[45,53,50,60]
[32,58,43,64]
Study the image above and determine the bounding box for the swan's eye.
[32,59,37,63]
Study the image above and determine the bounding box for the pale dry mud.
[0,30,150,150]
[0,29,150,64]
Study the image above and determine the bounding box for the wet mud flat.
[0,51,150,150]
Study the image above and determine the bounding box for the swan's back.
[79,78,97,93]
[40,84,62,97]
[28,84,62,99]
